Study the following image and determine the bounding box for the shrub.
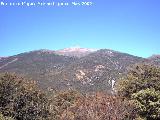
[60,92,136,120]
[0,73,53,120]
[116,64,160,119]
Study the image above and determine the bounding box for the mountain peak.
[60,47,96,52]
[55,47,97,57]
[0,57,8,60]
[149,54,160,59]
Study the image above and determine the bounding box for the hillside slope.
[0,48,146,93]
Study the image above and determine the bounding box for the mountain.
[56,49,145,93]
[0,48,149,93]
[0,50,77,88]
[147,54,160,67]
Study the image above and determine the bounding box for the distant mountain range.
[0,48,159,93]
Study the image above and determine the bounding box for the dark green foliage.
[132,88,160,119]
[117,64,160,98]
[51,90,81,118]
[116,64,160,120]
[0,73,53,120]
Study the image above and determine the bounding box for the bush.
[132,88,160,119]
[0,113,14,120]
[50,90,81,119]
[0,73,53,120]
[116,64,160,119]
[60,92,136,120]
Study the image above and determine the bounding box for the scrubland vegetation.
[0,63,160,120]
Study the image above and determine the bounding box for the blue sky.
[0,0,160,58]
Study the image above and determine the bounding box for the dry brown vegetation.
[59,92,136,120]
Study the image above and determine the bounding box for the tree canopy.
[0,73,53,120]
[116,64,160,120]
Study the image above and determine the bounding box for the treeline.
[0,63,160,120]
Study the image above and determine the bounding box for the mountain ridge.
[0,48,159,93]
